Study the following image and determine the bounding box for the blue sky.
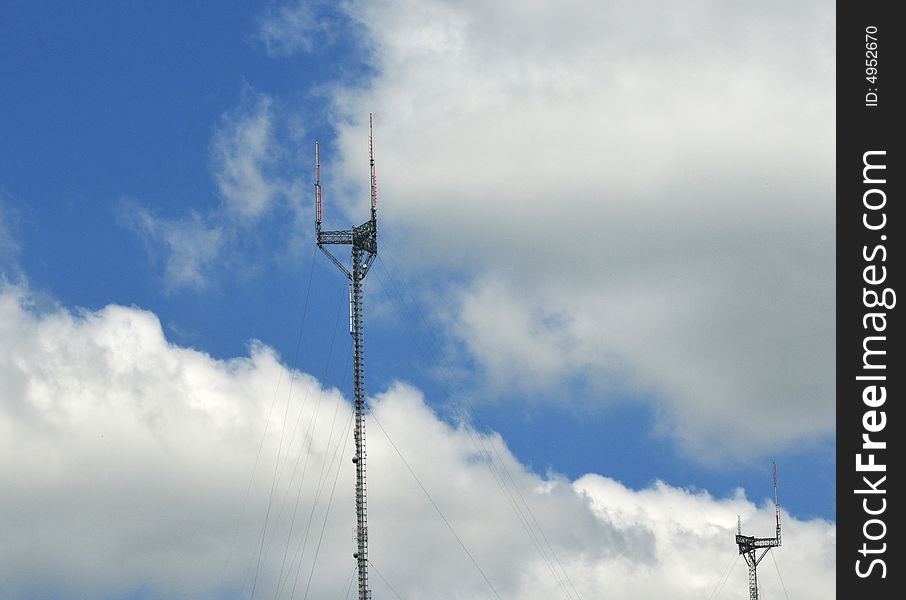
[1,2,835,599]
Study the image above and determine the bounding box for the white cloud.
[0,193,21,273]
[211,94,283,220]
[326,0,835,458]
[123,91,300,291]
[0,285,835,599]
[120,203,223,292]
[257,1,320,56]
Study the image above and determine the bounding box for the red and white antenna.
[369,113,377,212]
[315,141,323,225]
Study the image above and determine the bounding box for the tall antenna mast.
[315,114,378,600]
[735,462,782,600]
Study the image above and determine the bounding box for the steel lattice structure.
[735,463,782,600]
[315,114,378,600]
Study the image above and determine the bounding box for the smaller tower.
[736,463,782,600]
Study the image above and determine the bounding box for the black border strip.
[837,2,902,596]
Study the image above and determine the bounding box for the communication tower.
[735,463,782,600]
[315,114,379,600]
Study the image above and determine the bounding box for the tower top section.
[315,114,378,280]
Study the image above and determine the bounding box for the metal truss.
[735,464,782,600]
[314,114,379,600]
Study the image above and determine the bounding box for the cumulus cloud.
[324,0,835,457]
[211,94,284,220]
[257,0,321,56]
[120,203,224,291]
[123,92,299,291]
[0,285,835,599]
[0,193,22,274]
